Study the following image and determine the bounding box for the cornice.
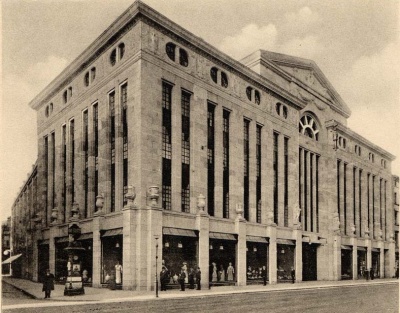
[29,0,307,113]
[325,120,396,161]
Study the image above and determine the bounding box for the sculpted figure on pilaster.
[293,204,301,229]
[332,212,340,235]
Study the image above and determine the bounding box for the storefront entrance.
[341,246,352,280]
[101,229,123,284]
[209,232,237,285]
[162,227,198,284]
[357,248,367,279]
[246,237,268,284]
[277,240,295,282]
[302,243,317,281]
[37,242,49,282]
[371,249,380,278]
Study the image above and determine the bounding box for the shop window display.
[357,249,367,278]
[246,243,268,284]
[101,235,122,284]
[55,241,69,282]
[277,244,295,282]
[209,239,236,284]
[341,248,352,280]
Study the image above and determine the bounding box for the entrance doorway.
[302,243,317,281]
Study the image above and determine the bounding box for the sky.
[1,0,399,222]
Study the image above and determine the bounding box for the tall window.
[372,175,375,238]
[44,136,48,226]
[207,103,215,216]
[304,150,308,230]
[353,167,356,229]
[310,153,314,232]
[344,162,347,235]
[83,110,89,218]
[337,160,341,224]
[93,104,99,206]
[244,119,250,221]
[359,169,362,236]
[256,125,262,223]
[273,132,279,224]
[384,180,387,240]
[121,84,128,206]
[316,155,319,232]
[109,91,116,211]
[223,110,230,219]
[284,137,289,227]
[367,173,370,231]
[299,148,302,225]
[70,119,75,206]
[380,178,382,233]
[62,125,67,223]
[181,91,191,213]
[162,83,172,210]
[51,132,55,220]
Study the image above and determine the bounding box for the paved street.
[3,282,398,313]
[1,281,47,306]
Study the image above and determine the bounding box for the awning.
[78,233,93,241]
[341,245,352,250]
[2,254,22,265]
[357,247,367,251]
[276,239,295,246]
[209,232,236,241]
[371,248,380,253]
[38,239,49,245]
[246,235,268,243]
[55,237,69,243]
[101,228,123,237]
[163,227,197,237]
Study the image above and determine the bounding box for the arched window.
[118,43,125,60]
[299,113,319,141]
[246,87,253,101]
[276,103,281,115]
[221,72,228,88]
[166,42,176,61]
[179,48,188,67]
[210,67,218,84]
[254,90,261,105]
[110,49,117,66]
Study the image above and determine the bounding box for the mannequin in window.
[115,261,123,284]
[211,262,217,282]
[227,262,234,281]
[219,265,225,281]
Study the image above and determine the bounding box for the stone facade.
[11,1,397,290]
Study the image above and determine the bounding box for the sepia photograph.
[1,0,399,312]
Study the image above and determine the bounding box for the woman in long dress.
[227,262,234,281]
[212,262,218,282]
[115,261,123,284]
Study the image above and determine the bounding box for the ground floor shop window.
[302,243,317,281]
[101,234,122,284]
[277,243,295,282]
[246,242,268,284]
[395,253,399,278]
[341,247,352,280]
[162,235,198,284]
[371,250,380,278]
[209,239,236,284]
[357,249,366,278]
[55,241,69,282]
[79,239,93,284]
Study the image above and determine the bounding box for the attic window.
[354,145,361,156]
[110,49,117,66]
[166,42,176,61]
[210,67,218,83]
[84,67,96,87]
[254,90,261,105]
[118,43,125,60]
[84,72,90,87]
[276,102,288,119]
[179,48,188,67]
[221,72,228,88]
[63,90,68,103]
[246,87,253,101]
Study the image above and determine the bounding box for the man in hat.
[179,267,186,291]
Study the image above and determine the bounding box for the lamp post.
[155,236,159,298]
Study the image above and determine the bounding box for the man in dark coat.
[290,267,295,284]
[261,265,267,286]
[195,267,201,290]
[179,268,186,291]
[160,266,168,291]
[42,269,55,298]
[188,268,195,289]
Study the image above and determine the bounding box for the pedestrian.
[42,269,55,299]
[188,268,195,289]
[290,267,295,284]
[261,265,267,286]
[370,267,374,280]
[160,266,168,291]
[196,267,201,290]
[179,267,186,291]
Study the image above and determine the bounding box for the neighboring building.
[11,1,396,290]
[394,175,399,277]
[2,217,11,274]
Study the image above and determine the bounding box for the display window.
[209,239,236,284]
[101,235,123,284]
[246,242,268,284]
[55,241,69,282]
[341,247,352,280]
[277,244,295,282]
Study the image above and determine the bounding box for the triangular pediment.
[243,50,351,118]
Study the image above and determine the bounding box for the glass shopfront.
[162,228,198,284]
[246,236,268,284]
[55,238,69,282]
[78,234,93,284]
[37,241,49,283]
[371,249,380,278]
[357,247,367,278]
[277,240,295,282]
[341,245,352,280]
[302,243,317,281]
[209,232,237,285]
[101,229,123,284]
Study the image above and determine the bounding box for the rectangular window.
[384,180,387,240]
[121,84,128,206]
[372,175,375,238]
[207,103,215,216]
[62,125,67,223]
[256,125,262,223]
[284,137,289,227]
[380,178,382,232]
[353,167,356,228]
[337,160,341,225]
[93,104,99,205]
[310,153,314,232]
[367,173,370,229]
[304,150,308,230]
[70,119,75,206]
[83,110,89,218]
[299,148,302,225]
[223,110,230,219]
[359,169,362,236]
[244,119,250,221]
[51,132,55,221]
[162,83,172,210]
[181,91,191,213]
[44,136,48,226]
[273,132,279,225]
[316,155,319,232]
[109,91,116,212]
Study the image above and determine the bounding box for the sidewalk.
[2,276,398,309]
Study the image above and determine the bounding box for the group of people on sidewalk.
[160,266,202,291]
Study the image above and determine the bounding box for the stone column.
[332,234,341,280]
[294,228,303,282]
[311,153,318,232]
[91,212,103,287]
[99,96,111,213]
[278,133,285,227]
[351,235,357,280]
[48,133,55,225]
[366,238,372,274]
[339,161,345,235]
[195,194,210,289]
[32,230,40,282]
[299,149,304,228]
[266,209,277,284]
[49,227,56,274]
[235,204,246,286]
[354,168,360,237]
[379,241,384,278]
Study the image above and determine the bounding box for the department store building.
[10,1,397,290]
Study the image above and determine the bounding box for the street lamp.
[3,249,12,276]
[155,236,159,298]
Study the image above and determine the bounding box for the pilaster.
[195,195,210,289]
[293,228,302,282]
[266,224,277,284]
[91,213,103,287]
[351,236,357,280]
[235,207,246,286]
[332,234,341,280]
